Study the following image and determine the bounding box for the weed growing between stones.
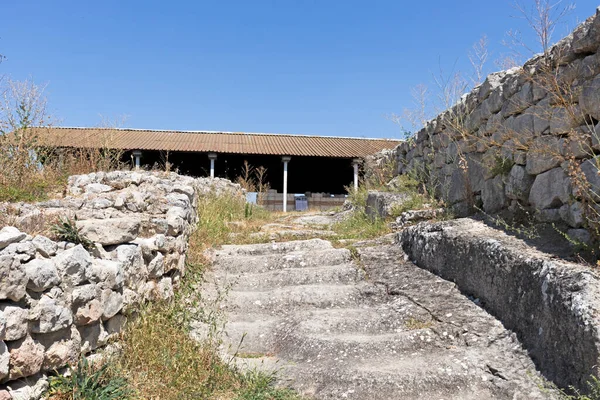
[47,357,133,400]
[50,216,94,250]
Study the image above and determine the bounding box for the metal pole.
[283,160,288,212]
[282,156,291,212]
[210,159,215,178]
[353,162,359,190]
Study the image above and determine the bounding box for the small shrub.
[489,156,515,177]
[50,217,94,249]
[48,357,133,400]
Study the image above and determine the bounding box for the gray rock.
[482,175,507,213]
[529,167,572,209]
[526,137,562,175]
[401,218,600,391]
[580,75,600,122]
[105,314,127,337]
[0,227,26,250]
[78,322,109,354]
[7,335,45,380]
[24,259,61,292]
[0,305,28,341]
[580,157,600,200]
[0,341,8,381]
[84,183,113,194]
[567,228,592,245]
[365,191,410,219]
[100,289,123,320]
[76,217,141,246]
[87,259,124,290]
[72,284,102,326]
[30,295,73,334]
[7,375,49,400]
[31,235,57,258]
[559,202,585,228]
[147,252,165,278]
[506,165,535,202]
[0,310,5,341]
[0,255,28,301]
[52,244,91,285]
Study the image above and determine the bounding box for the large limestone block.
[580,157,600,202]
[529,167,572,209]
[0,227,26,251]
[505,165,535,202]
[526,137,562,175]
[72,284,102,326]
[31,235,57,258]
[76,217,140,246]
[482,175,508,213]
[78,322,109,354]
[0,310,5,341]
[7,335,44,379]
[580,75,600,121]
[0,305,28,341]
[24,259,61,292]
[365,191,410,220]
[0,255,27,301]
[30,295,73,334]
[87,259,124,290]
[53,244,92,286]
[100,289,123,321]
[37,326,81,371]
[0,341,8,381]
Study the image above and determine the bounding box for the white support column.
[208,153,217,179]
[132,150,142,170]
[282,156,291,212]
[352,158,361,191]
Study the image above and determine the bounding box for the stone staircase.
[194,215,552,399]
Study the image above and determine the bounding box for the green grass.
[331,210,391,240]
[48,357,133,400]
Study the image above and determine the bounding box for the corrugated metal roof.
[30,127,401,158]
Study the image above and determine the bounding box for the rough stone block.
[529,167,572,210]
[76,217,141,246]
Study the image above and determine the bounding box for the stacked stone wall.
[0,171,241,399]
[396,8,600,243]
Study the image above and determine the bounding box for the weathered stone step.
[217,238,333,257]
[212,248,352,274]
[282,304,433,336]
[213,264,365,290]
[288,352,542,400]
[221,284,376,314]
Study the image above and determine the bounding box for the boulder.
[87,259,124,290]
[559,202,585,228]
[72,284,102,326]
[76,217,140,246]
[7,335,44,379]
[365,191,410,220]
[31,235,57,258]
[0,255,27,301]
[580,74,600,121]
[580,157,600,200]
[0,310,5,341]
[529,168,572,210]
[30,295,73,334]
[482,175,507,213]
[78,322,109,354]
[53,244,92,285]
[0,227,26,251]
[0,305,28,342]
[505,165,535,202]
[100,289,123,320]
[0,341,8,381]
[24,259,61,292]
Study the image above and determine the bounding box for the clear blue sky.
[1,1,598,139]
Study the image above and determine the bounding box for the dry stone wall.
[396,8,600,242]
[0,171,241,399]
